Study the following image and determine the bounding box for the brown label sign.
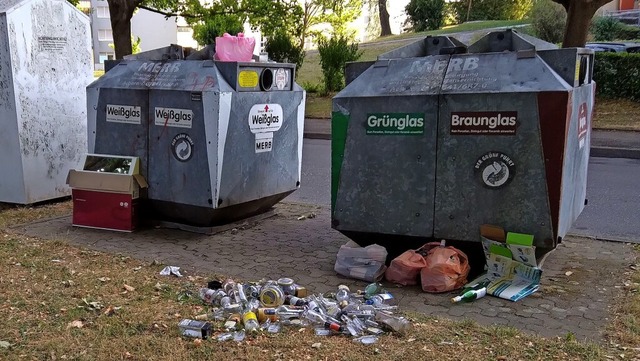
[450,111,518,135]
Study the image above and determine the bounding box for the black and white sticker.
[171,133,194,162]
[155,107,193,128]
[248,104,283,133]
[255,132,273,153]
[275,68,288,90]
[106,104,141,124]
[474,151,516,189]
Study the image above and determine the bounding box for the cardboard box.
[66,154,148,232]
[468,225,541,302]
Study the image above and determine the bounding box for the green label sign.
[366,113,425,135]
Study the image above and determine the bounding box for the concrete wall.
[0,10,25,202]
[1,0,93,203]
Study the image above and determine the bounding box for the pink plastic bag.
[384,246,428,286]
[420,242,470,293]
[214,33,256,62]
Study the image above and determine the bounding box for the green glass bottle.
[460,280,490,294]
[451,287,487,303]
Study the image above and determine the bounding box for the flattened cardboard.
[66,170,148,198]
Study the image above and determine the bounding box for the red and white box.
[66,154,148,232]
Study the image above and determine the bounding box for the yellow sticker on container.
[239,70,259,88]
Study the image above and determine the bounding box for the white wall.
[131,9,178,51]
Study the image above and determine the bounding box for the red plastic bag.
[385,247,428,286]
[420,241,470,293]
[214,33,256,62]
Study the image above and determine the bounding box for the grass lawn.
[0,202,637,360]
[593,98,640,131]
[369,20,530,43]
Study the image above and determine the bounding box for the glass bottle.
[451,288,487,303]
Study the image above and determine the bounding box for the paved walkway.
[11,202,636,342]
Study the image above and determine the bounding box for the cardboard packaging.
[467,225,542,302]
[66,154,148,232]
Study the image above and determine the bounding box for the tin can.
[178,319,211,339]
[256,308,278,323]
[277,277,296,295]
[260,284,284,307]
[294,286,308,298]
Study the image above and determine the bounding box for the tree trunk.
[378,0,391,36]
[561,2,596,47]
[556,0,618,48]
[107,0,141,59]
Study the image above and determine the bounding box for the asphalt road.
[286,139,640,243]
[571,157,640,242]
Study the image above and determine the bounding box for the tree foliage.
[191,14,244,46]
[106,0,304,59]
[317,35,362,92]
[314,0,363,39]
[405,0,446,31]
[265,30,305,75]
[530,0,566,44]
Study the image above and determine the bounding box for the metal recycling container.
[87,45,305,226]
[0,0,93,204]
[331,29,594,251]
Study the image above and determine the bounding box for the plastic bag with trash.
[214,33,256,62]
[384,246,428,286]
[334,240,387,282]
[420,241,470,293]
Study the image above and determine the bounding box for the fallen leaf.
[0,341,10,349]
[98,277,110,282]
[133,266,142,271]
[193,339,203,347]
[125,352,133,359]
[311,342,322,349]
[407,338,416,343]
[565,271,573,276]
[497,357,507,361]
[67,320,84,329]
[103,306,116,316]
[298,328,306,333]
[123,284,135,292]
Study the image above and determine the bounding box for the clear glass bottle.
[374,312,411,334]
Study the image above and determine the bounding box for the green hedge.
[594,52,640,101]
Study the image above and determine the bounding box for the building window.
[98,52,115,64]
[98,29,113,41]
[96,6,109,18]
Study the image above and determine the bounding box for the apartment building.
[78,0,196,70]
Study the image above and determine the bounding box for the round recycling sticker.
[275,68,288,90]
[474,151,516,189]
[171,133,194,162]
